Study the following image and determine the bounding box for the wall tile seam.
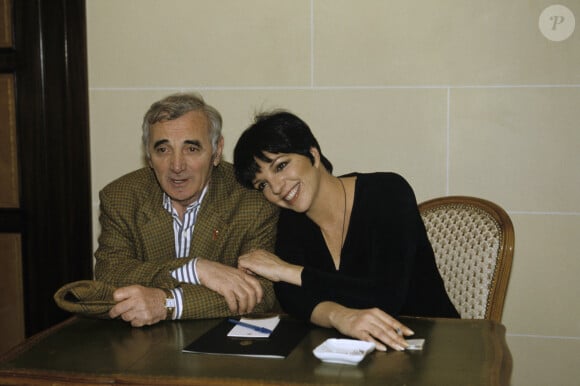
[446,87,450,196]
[88,85,580,91]
[310,0,315,88]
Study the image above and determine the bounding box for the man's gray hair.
[141,92,222,158]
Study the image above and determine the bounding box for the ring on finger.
[395,327,402,336]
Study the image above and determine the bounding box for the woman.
[233,111,459,351]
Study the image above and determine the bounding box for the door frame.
[1,0,93,337]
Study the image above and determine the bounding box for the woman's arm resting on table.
[311,301,414,352]
[238,249,303,286]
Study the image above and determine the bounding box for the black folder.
[183,318,310,358]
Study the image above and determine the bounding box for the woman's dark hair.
[233,110,333,189]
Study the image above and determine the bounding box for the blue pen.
[228,318,273,334]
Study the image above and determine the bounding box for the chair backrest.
[418,196,514,322]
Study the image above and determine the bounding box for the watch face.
[166,298,176,308]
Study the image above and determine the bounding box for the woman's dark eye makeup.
[276,160,288,172]
[253,157,290,192]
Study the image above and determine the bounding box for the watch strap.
[162,289,175,320]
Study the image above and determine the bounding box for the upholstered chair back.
[418,196,514,322]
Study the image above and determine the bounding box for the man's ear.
[212,136,225,166]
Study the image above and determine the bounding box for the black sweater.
[274,172,459,321]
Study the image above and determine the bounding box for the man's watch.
[163,289,175,320]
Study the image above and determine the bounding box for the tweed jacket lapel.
[131,164,243,264]
[138,170,176,260]
[189,164,231,262]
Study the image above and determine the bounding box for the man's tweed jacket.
[94,162,279,319]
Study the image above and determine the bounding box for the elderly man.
[94,93,278,327]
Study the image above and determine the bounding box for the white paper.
[313,338,376,365]
[227,316,281,339]
[405,339,425,350]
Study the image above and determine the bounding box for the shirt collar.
[162,185,208,215]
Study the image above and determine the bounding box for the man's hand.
[109,285,167,327]
[196,259,263,314]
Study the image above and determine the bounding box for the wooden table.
[0,316,511,386]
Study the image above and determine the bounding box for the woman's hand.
[313,302,414,351]
[238,249,302,285]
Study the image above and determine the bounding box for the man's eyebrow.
[153,139,169,149]
[153,139,203,149]
[184,139,203,148]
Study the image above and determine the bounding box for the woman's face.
[252,148,321,213]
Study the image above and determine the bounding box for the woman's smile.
[283,183,300,204]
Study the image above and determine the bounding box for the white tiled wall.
[87,2,580,383]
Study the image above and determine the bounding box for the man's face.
[148,110,223,213]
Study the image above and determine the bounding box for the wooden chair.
[418,196,514,322]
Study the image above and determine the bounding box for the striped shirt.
[164,186,208,319]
